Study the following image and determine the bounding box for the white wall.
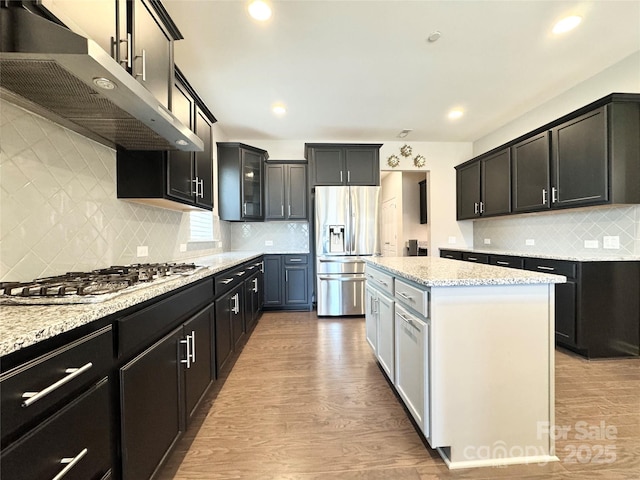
[474,52,640,156]
[380,172,403,256]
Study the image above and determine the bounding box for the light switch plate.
[483,238,491,245]
[603,236,620,249]
[265,240,274,246]
[179,243,187,252]
[448,236,457,244]
[525,239,535,246]
[137,246,149,257]
[584,240,599,249]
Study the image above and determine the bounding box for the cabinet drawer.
[118,279,212,358]
[440,250,463,260]
[1,378,111,480]
[524,258,576,278]
[1,326,112,443]
[365,265,393,296]
[394,278,429,318]
[215,264,253,296]
[462,252,489,264]
[489,255,524,269]
[284,254,308,265]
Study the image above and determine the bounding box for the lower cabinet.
[215,285,244,375]
[365,284,395,381]
[244,270,263,333]
[365,285,378,352]
[120,303,215,480]
[262,254,311,310]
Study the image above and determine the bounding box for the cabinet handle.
[135,49,146,82]
[192,178,199,196]
[398,313,419,331]
[551,187,558,203]
[374,297,379,314]
[190,330,196,363]
[288,204,291,217]
[479,202,484,214]
[252,277,258,293]
[220,278,234,284]
[397,291,414,302]
[376,278,388,287]
[542,188,547,205]
[180,335,192,368]
[340,171,343,183]
[496,261,509,266]
[285,270,288,282]
[243,202,247,215]
[52,448,88,480]
[231,293,240,314]
[474,202,479,214]
[289,258,302,262]
[119,33,132,68]
[236,270,246,276]
[199,179,204,198]
[468,256,478,261]
[347,170,351,182]
[537,266,555,272]
[21,362,93,407]
[281,204,284,217]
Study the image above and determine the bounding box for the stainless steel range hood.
[0,7,203,152]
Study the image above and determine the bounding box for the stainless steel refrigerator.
[315,186,380,316]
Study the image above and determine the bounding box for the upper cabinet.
[265,162,308,221]
[457,94,640,220]
[456,148,511,220]
[306,144,382,186]
[116,68,216,211]
[217,143,269,221]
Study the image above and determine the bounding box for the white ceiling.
[163,1,640,143]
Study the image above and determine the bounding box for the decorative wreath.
[387,154,400,168]
[400,144,413,157]
[414,155,426,168]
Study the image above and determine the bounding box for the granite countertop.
[438,247,640,262]
[365,256,566,287]
[0,252,262,357]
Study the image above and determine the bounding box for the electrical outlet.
[448,236,457,244]
[137,245,149,257]
[584,240,599,249]
[525,239,535,246]
[483,238,491,245]
[179,243,187,252]
[265,240,274,246]
[603,236,620,249]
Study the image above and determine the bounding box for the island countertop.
[0,252,262,357]
[364,256,566,287]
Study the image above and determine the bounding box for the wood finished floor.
[158,312,640,480]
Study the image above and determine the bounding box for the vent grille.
[0,60,174,150]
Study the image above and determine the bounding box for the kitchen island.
[364,256,565,469]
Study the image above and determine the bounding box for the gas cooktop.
[0,263,204,305]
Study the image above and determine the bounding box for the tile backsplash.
[229,221,309,253]
[473,205,640,256]
[0,100,227,281]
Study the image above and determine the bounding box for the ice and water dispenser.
[328,225,345,253]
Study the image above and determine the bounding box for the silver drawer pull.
[537,266,555,271]
[397,291,414,301]
[496,261,509,266]
[22,362,93,408]
[468,256,478,261]
[445,255,454,259]
[53,448,88,480]
[289,258,302,262]
[236,270,246,276]
[398,313,419,330]
[220,278,234,284]
[180,335,192,369]
[376,278,388,286]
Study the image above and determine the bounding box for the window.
[189,211,214,242]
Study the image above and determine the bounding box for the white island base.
[429,284,558,469]
[364,258,563,469]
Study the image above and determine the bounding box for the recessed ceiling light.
[427,31,442,43]
[248,0,272,21]
[176,139,189,146]
[448,109,464,120]
[272,104,286,115]
[397,129,412,138]
[552,15,582,34]
[93,77,116,90]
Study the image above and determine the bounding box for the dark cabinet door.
[284,266,309,305]
[419,180,427,224]
[241,149,263,219]
[1,379,111,480]
[345,147,379,185]
[287,164,307,219]
[167,81,194,203]
[195,108,213,208]
[183,306,213,425]
[230,285,245,349]
[120,326,183,480]
[512,132,551,212]
[262,255,283,306]
[265,164,286,220]
[244,272,261,332]
[131,0,172,108]
[456,161,481,219]
[481,148,511,216]
[555,281,577,347]
[552,107,608,208]
[214,293,234,375]
[311,148,344,185]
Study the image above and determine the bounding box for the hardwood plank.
[157,312,640,480]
